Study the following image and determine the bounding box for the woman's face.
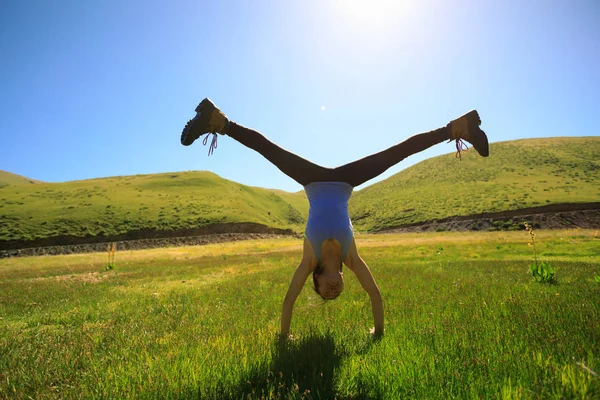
[316,271,344,299]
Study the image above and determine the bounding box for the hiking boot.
[180,98,229,147]
[447,110,489,157]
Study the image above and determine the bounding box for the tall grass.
[1,230,599,398]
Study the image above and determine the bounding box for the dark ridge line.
[374,202,600,232]
[0,233,300,259]
[2,203,599,252]
[0,222,296,251]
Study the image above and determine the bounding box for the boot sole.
[180,98,216,146]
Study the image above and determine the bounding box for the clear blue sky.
[1,0,598,192]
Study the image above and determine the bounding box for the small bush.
[530,261,556,284]
[524,222,557,284]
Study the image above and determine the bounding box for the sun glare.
[324,0,421,51]
[334,0,415,27]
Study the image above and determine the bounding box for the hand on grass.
[369,327,384,341]
[278,333,297,344]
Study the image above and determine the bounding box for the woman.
[181,98,489,338]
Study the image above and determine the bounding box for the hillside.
[0,171,306,243]
[349,136,600,230]
[266,189,309,220]
[0,171,41,187]
[1,137,599,248]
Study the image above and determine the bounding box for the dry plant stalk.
[524,222,537,267]
[107,242,116,269]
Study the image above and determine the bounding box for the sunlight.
[323,0,423,53]
[333,0,416,28]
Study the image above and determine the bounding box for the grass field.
[1,230,599,399]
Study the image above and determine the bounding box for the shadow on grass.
[169,332,381,399]
[238,333,344,398]
[234,331,346,399]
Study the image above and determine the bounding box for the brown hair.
[312,262,343,301]
[312,262,326,300]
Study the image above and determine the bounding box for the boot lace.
[455,138,468,160]
[202,132,219,156]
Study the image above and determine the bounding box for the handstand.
[180,99,489,338]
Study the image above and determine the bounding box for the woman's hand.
[278,333,297,342]
[369,327,384,340]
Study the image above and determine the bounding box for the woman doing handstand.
[180,99,489,338]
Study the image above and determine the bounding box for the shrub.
[530,261,556,284]
[524,222,556,284]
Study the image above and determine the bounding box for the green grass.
[0,171,307,242]
[1,230,599,399]
[1,137,599,242]
[350,136,600,230]
[0,170,41,187]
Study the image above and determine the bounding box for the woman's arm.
[280,259,311,337]
[280,238,315,337]
[345,240,384,336]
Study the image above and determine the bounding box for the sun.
[334,0,415,27]
[325,0,420,49]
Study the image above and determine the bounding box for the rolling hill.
[349,136,600,230]
[0,171,41,187]
[0,137,598,248]
[0,171,307,244]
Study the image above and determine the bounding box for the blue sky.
[1,0,598,192]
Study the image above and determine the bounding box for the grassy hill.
[0,171,307,242]
[0,170,41,187]
[349,136,600,230]
[266,189,308,220]
[1,137,598,244]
